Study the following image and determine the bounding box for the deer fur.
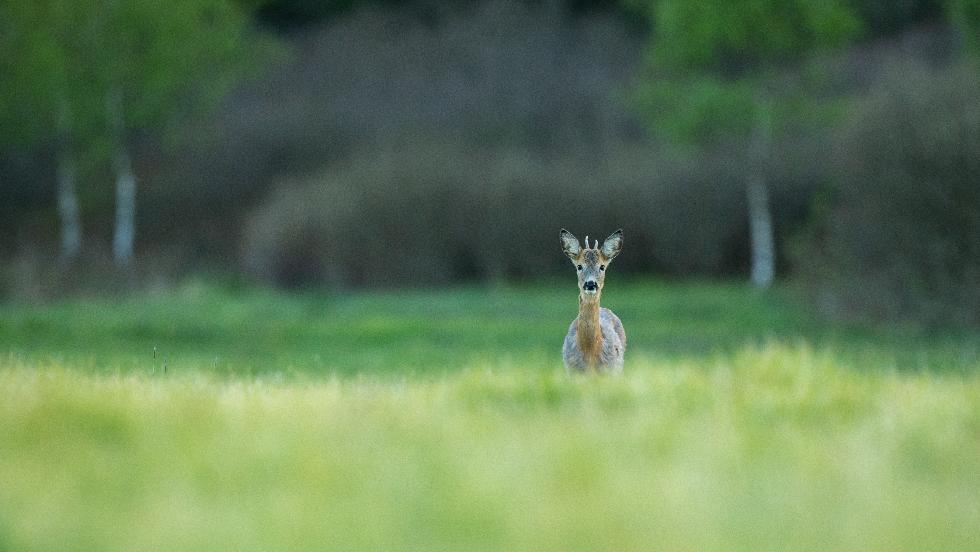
[560,229,626,374]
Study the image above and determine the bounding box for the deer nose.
[583,281,598,291]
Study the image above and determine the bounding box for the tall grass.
[1,282,978,550]
[1,345,978,551]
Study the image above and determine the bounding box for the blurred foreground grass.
[1,281,979,551]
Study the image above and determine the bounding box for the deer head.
[560,229,623,299]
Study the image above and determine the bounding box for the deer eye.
[600,265,605,271]
[577,265,582,271]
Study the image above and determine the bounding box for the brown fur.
[576,291,603,367]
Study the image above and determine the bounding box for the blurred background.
[1,0,978,327]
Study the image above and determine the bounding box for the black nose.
[583,281,598,291]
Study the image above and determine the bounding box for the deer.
[560,228,626,374]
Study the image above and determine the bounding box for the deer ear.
[601,229,623,261]
[559,228,581,260]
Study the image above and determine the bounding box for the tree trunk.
[747,178,774,288]
[56,100,82,262]
[112,147,136,268]
[56,147,82,262]
[107,89,136,268]
[747,96,775,289]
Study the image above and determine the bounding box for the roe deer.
[560,228,626,374]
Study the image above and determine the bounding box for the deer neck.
[576,293,603,366]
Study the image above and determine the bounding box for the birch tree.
[1,0,264,268]
[0,0,98,262]
[630,0,860,288]
[93,0,262,268]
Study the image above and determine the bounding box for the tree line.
[1,0,979,323]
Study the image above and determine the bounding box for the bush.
[793,62,980,326]
[241,144,754,288]
[135,1,648,270]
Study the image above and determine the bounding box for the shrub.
[241,144,754,288]
[137,1,648,272]
[793,61,980,326]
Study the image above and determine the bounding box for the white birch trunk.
[56,100,82,262]
[747,178,774,288]
[112,148,136,267]
[747,96,775,289]
[56,147,82,262]
[107,89,136,268]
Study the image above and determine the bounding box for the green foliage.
[0,0,268,150]
[632,0,860,144]
[648,0,860,73]
[0,0,97,146]
[633,74,757,144]
[947,0,980,54]
[97,0,267,133]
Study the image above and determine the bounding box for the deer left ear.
[560,228,581,260]
[601,229,623,261]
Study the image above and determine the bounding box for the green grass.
[1,280,979,551]
[2,279,977,376]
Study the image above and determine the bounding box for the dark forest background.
[1,0,978,326]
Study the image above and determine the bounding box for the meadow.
[1,280,978,551]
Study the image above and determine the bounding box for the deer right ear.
[601,229,623,261]
[559,228,581,260]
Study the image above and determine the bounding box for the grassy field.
[1,280,978,551]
